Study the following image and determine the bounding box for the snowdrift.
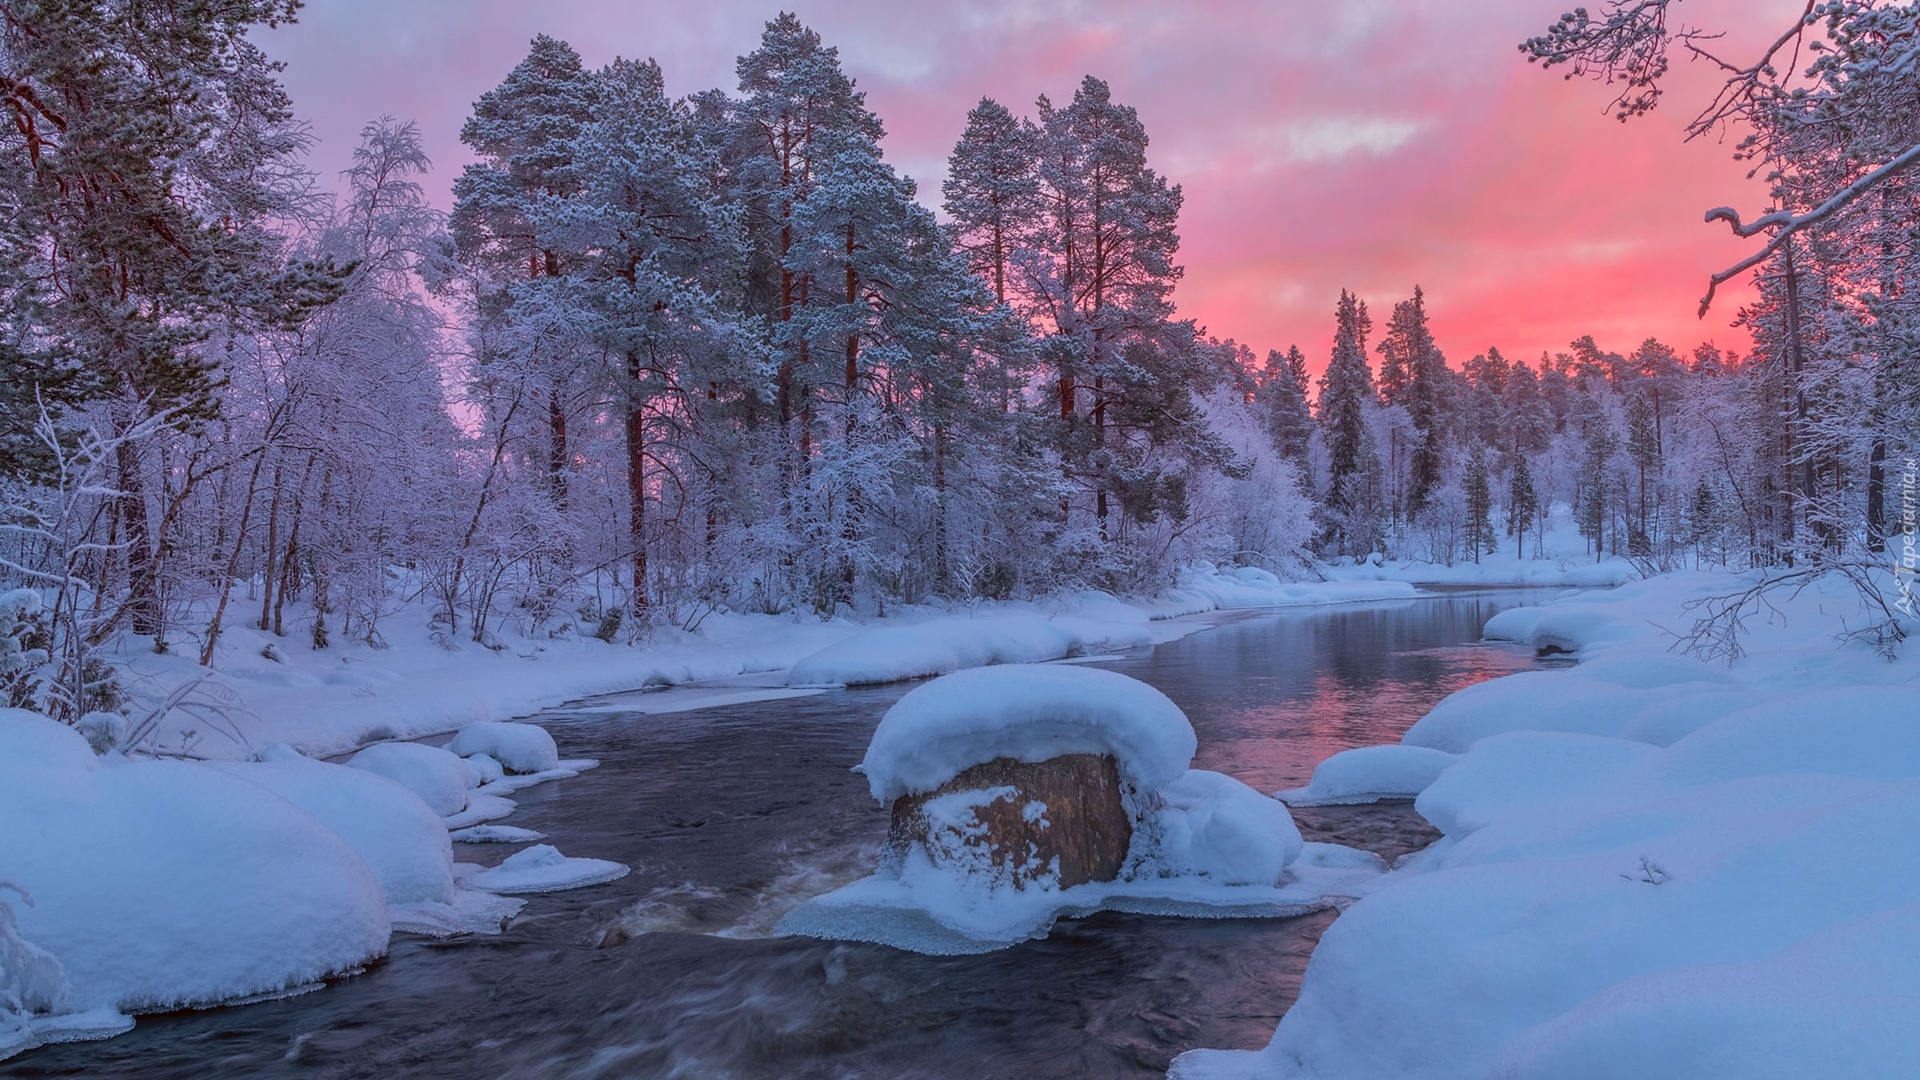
[1173,569,1920,1080]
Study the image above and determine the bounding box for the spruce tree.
[1261,346,1313,461]
[1379,287,1447,520]
[1318,290,1376,552]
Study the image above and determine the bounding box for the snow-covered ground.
[3,566,1434,1062]
[1174,568,1920,1080]
[106,568,1418,761]
[1322,502,1636,587]
[0,714,618,1061]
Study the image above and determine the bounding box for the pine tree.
[1464,442,1493,562]
[452,34,601,509]
[1023,75,1191,530]
[1508,453,1539,559]
[943,98,1038,307]
[1625,384,1660,556]
[0,0,320,642]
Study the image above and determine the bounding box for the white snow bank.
[462,845,629,894]
[1174,567,1920,1080]
[1400,671,1657,752]
[787,615,1080,687]
[209,758,455,905]
[1,883,129,1062]
[446,721,559,774]
[0,711,389,1016]
[1142,770,1303,885]
[442,793,516,830]
[346,741,470,817]
[858,664,1196,802]
[1413,731,1656,839]
[1277,745,1459,806]
[1172,566,1418,611]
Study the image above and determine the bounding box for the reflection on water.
[7,590,1554,1080]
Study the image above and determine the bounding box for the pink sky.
[262,0,1803,377]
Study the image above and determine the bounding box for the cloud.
[256,0,1808,374]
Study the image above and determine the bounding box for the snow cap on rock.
[860,664,1196,803]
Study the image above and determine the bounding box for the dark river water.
[8,589,1555,1080]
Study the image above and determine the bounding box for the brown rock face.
[886,754,1133,889]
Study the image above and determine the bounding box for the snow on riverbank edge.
[115,571,1419,761]
[1173,569,1920,1080]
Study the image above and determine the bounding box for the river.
[8,588,1557,1080]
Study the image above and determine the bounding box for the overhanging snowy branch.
[1697,139,1920,316]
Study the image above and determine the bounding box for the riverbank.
[1173,567,1920,1080]
[97,569,1423,762]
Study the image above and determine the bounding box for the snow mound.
[450,824,547,844]
[442,793,516,830]
[1277,745,1459,806]
[346,741,470,817]
[1401,671,1662,752]
[1140,770,1303,884]
[1414,731,1657,839]
[786,615,1081,687]
[859,664,1197,802]
[210,758,455,905]
[463,753,505,786]
[0,711,389,1015]
[446,721,559,775]
[462,845,629,894]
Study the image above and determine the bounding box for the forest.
[3,1,1915,722]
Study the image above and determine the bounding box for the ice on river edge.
[782,664,1380,953]
[0,715,615,1061]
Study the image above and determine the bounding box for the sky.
[259,0,1806,378]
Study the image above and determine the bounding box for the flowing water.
[8,588,1559,1080]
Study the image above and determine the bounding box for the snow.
[1140,770,1304,885]
[1172,567,1920,1080]
[445,721,559,774]
[858,664,1197,802]
[207,757,456,905]
[441,793,516,829]
[1276,745,1459,806]
[346,741,471,817]
[1320,503,1635,587]
[462,845,630,894]
[786,669,1359,953]
[0,711,390,1018]
[788,615,1082,687]
[450,824,547,844]
[103,574,1422,764]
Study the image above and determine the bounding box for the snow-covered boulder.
[347,741,470,817]
[860,664,1196,803]
[787,615,1082,688]
[0,710,389,1016]
[211,758,456,905]
[782,666,1354,953]
[887,754,1133,891]
[446,721,559,775]
[1414,731,1657,839]
[1278,744,1460,806]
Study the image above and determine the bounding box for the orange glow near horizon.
[265,0,1803,382]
